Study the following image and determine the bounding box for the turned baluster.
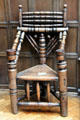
[36,82,40,101]
[26,82,30,101]
[47,82,50,102]
[63,4,67,27]
[39,33,46,64]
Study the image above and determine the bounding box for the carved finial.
[63,4,67,27]
[19,5,22,9]
[64,4,67,8]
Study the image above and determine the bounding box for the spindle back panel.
[22,11,64,28]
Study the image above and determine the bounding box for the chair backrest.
[18,4,68,64]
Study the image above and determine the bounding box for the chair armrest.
[59,31,67,51]
[6,31,25,64]
[12,31,21,50]
[56,31,67,62]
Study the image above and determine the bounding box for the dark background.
[0,0,80,93]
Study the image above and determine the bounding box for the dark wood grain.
[65,0,78,20]
[65,28,77,53]
[35,0,52,11]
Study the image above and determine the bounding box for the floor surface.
[0,90,80,120]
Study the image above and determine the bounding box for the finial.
[19,5,22,9]
[64,4,67,8]
[41,33,44,38]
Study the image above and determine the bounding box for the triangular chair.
[7,4,68,117]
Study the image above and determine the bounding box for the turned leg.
[58,69,68,117]
[57,49,68,117]
[7,49,18,114]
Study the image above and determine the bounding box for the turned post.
[56,31,68,117]
[6,49,18,114]
[63,4,67,27]
[39,33,46,64]
[19,5,22,27]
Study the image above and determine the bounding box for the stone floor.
[0,90,80,120]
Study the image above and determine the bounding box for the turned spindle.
[47,82,50,102]
[36,82,40,101]
[39,33,46,64]
[26,82,30,101]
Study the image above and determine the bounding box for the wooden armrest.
[12,31,21,50]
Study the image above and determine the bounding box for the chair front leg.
[57,49,68,117]
[7,49,18,114]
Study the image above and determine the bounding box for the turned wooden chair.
[7,4,68,117]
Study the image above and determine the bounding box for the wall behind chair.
[0,0,80,92]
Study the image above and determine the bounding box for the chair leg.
[8,67,18,114]
[59,70,68,117]
[7,49,18,114]
[10,93,18,114]
[56,46,68,116]
[60,92,68,117]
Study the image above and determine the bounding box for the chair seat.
[17,64,58,81]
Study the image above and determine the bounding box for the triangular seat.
[17,64,58,81]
